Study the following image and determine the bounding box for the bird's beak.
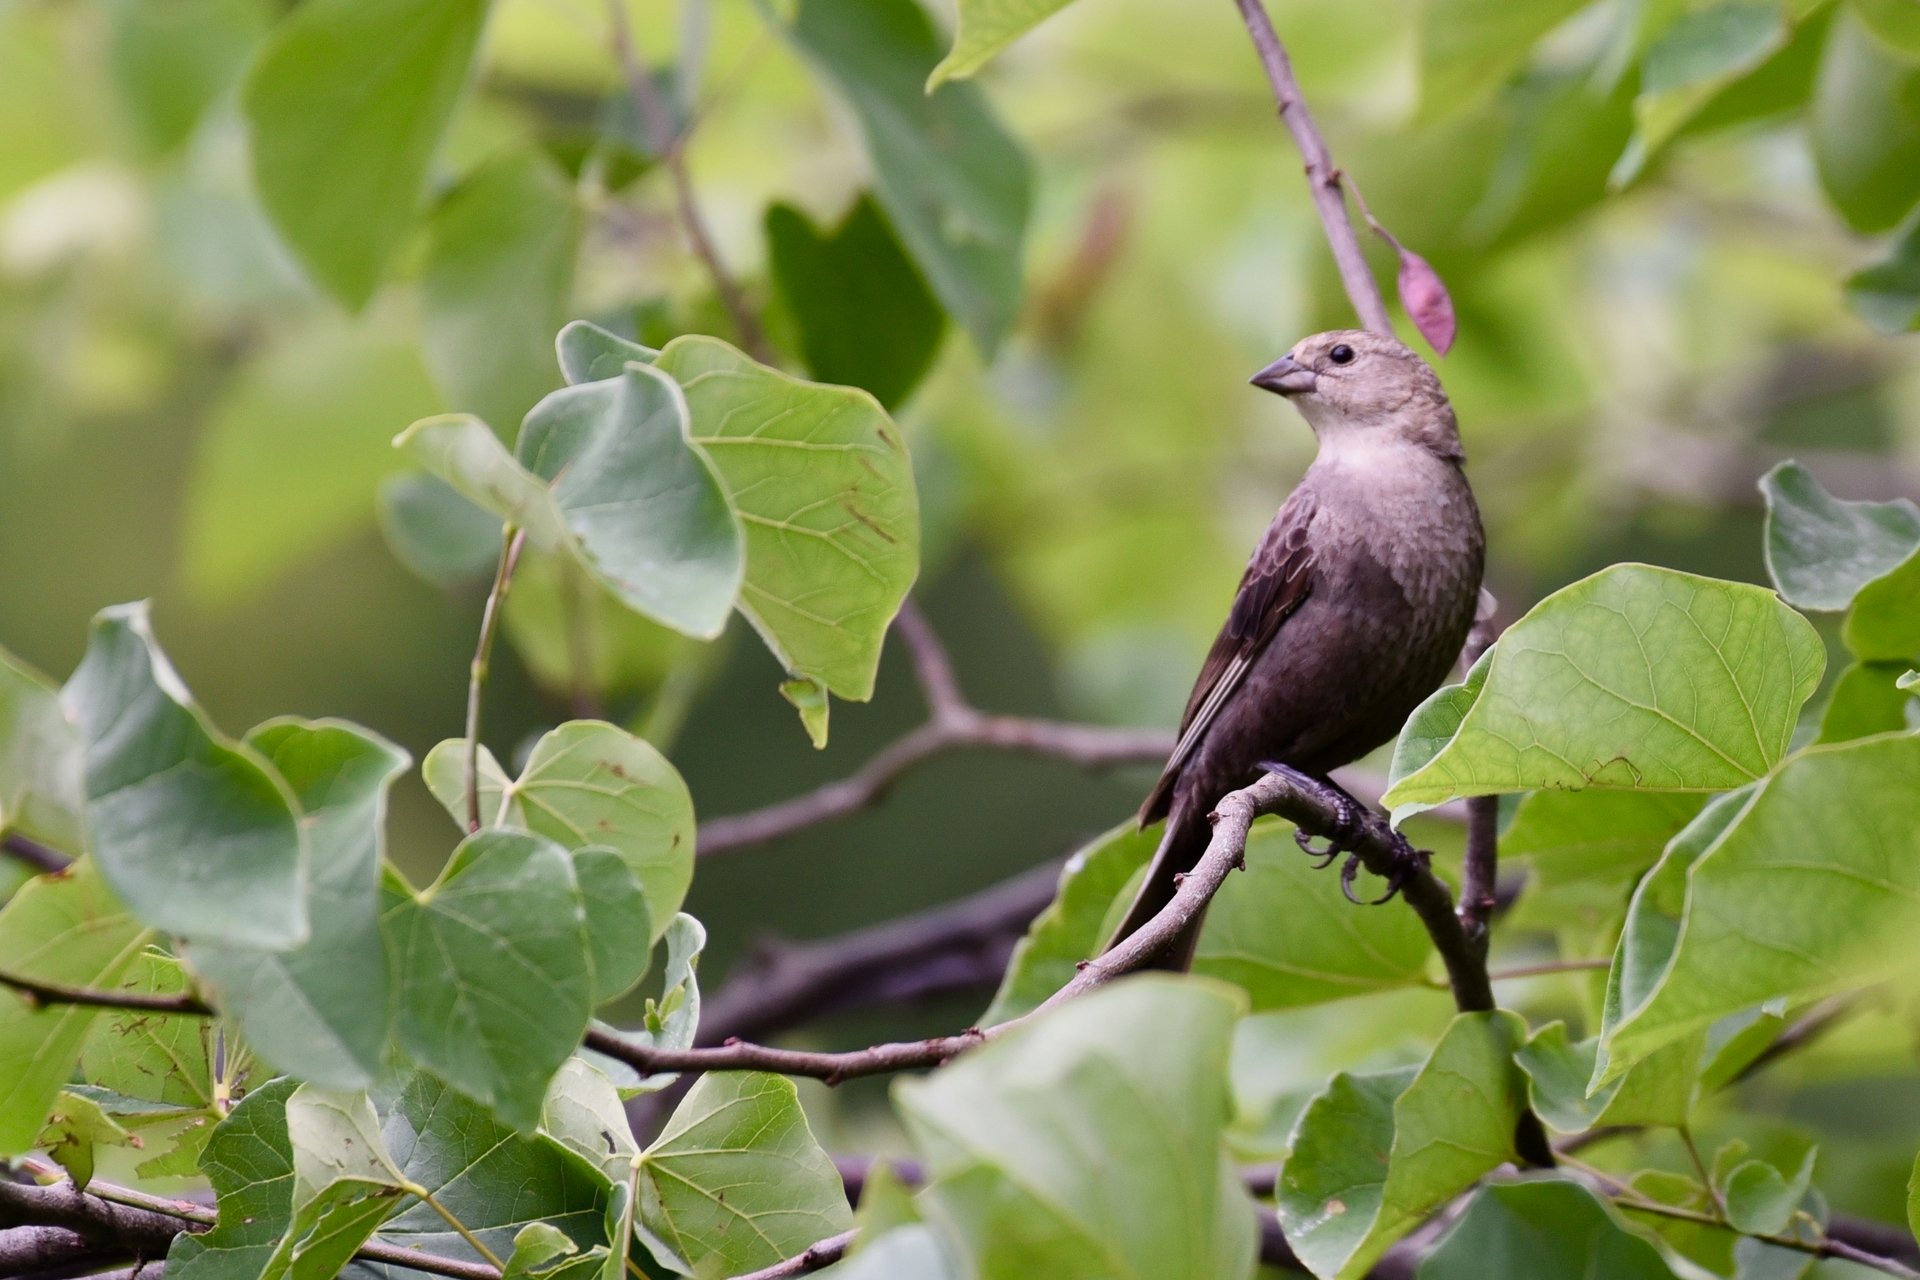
[1250,355,1316,397]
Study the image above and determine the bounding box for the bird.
[1105,328,1485,970]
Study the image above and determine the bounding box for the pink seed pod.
[1396,247,1456,356]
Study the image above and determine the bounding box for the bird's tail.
[1101,799,1214,972]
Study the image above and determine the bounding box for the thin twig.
[1229,0,1392,333]
[1485,958,1610,981]
[1,831,71,874]
[0,969,214,1016]
[604,0,774,364]
[465,526,526,834]
[724,1230,855,1280]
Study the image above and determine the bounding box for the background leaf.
[166,1078,302,1280]
[242,0,490,306]
[60,602,306,948]
[928,0,1078,86]
[1421,1179,1680,1279]
[1760,460,1920,611]
[778,0,1032,355]
[0,645,84,848]
[1810,8,1920,233]
[765,196,946,410]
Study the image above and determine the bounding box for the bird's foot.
[1260,762,1360,866]
[1341,831,1428,905]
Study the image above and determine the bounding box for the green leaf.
[1612,2,1790,185]
[506,1223,583,1279]
[1502,790,1708,941]
[1276,1011,1528,1279]
[1515,1022,1700,1133]
[383,829,594,1129]
[581,913,706,1097]
[1422,1179,1680,1279]
[780,676,832,749]
[423,150,581,434]
[1903,670,1920,690]
[1844,547,1920,660]
[928,0,1076,85]
[398,365,745,640]
[1908,1150,1920,1243]
[1382,650,1490,824]
[1811,7,1920,233]
[1760,461,1920,611]
[1382,566,1825,810]
[652,334,921,706]
[423,719,695,942]
[0,645,83,848]
[1846,213,1920,333]
[1816,660,1918,742]
[634,1072,851,1275]
[0,862,149,1154]
[102,0,263,154]
[61,602,307,948]
[572,849,653,1003]
[185,720,407,1088]
[378,473,505,585]
[1598,734,1920,1082]
[777,0,1032,355]
[1416,0,1590,121]
[266,1087,410,1280]
[242,0,490,306]
[37,1089,138,1189]
[822,1225,964,1279]
[1720,1147,1817,1236]
[541,1056,638,1180]
[897,977,1255,1280]
[765,195,946,410]
[554,321,658,385]
[377,1073,615,1262]
[183,322,442,601]
[79,951,215,1110]
[1854,0,1920,55]
[982,822,1157,1024]
[501,547,707,703]
[166,1078,302,1280]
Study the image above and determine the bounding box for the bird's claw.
[1290,786,1359,864]
[1342,834,1428,905]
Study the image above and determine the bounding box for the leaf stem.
[413,1185,507,1271]
[466,525,527,834]
[1681,1127,1729,1220]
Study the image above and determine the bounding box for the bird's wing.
[1138,488,1318,824]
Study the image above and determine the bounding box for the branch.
[1229,0,1392,333]
[697,604,1173,857]
[465,526,526,834]
[0,969,214,1016]
[604,0,775,365]
[0,1174,503,1280]
[1457,618,1502,947]
[724,1231,856,1280]
[697,858,1064,1045]
[2,831,70,874]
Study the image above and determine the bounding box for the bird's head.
[1250,329,1462,461]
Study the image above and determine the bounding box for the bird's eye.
[1328,344,1355,365]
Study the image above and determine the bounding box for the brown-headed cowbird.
[1107,329,1485,968]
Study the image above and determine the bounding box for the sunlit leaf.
[185,720,409,1088]
[1382,566,1824,811]
[1844,547,1920,661]
[653,335,921,705]
[0,645,83,849]
[1276,1011,1527,1279]
[422,720,694,943]
[898,977,1256,1280]
[61,602,307,948]
[267,1086,410,1280]
[634,1072,850,1275]
[777,0,1031,355]
[1422,1179,1680,1279]
[765,195,946,409]
[382,829,594,1129]
[79,951,214,1110]
[1759,461,1920,611]
[1846,212,1920,332]
[423,150,581,435]
[1515,1022,1700,1133]
[1598,734,1920,1083]
[242,0,490,306]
